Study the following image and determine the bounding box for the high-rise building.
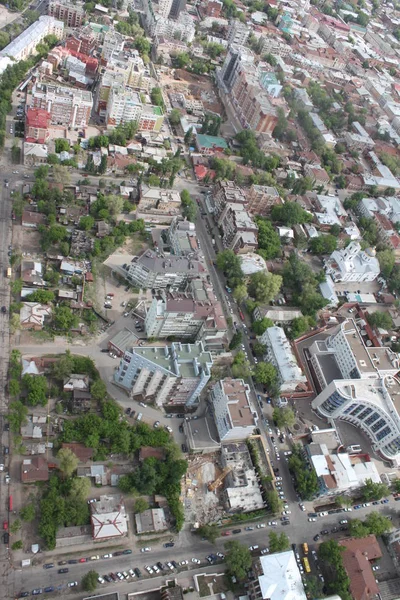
[218,45,254,91]
[48,0,85,27]
[30,83,93,128]
[227,20,250,45]
[114,342,213,408]
[169,0,186,19]
[156,0,174,18]
[246,184,281,216]
[101,29,125,61]
[105,84,142,126]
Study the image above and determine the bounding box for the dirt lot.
[184,454,226,525]
[0,5,20,28]
[160,69,224,116]
[197,574,229,598]
[22,229,43,255]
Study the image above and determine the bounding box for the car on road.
[145,566,154,574]
[372,565,380,571]
[308,517,317,522]
[192,558,201,564]
[320,529,329,535]
[268,521,278,526]
[154,421,160,428]
[381,499,389,504]
[249,545,259,551]
[152,565,160,574]
[318,511,328,517]
[104,576,112,583]
[282,521,290,526]
[31,590,42,596]
[58,569,69,574]
[221,531,231,536]
[232,529,241,534]
[90,555,100,561]
[216,552,224,559]
[43,563,54,569]
[164,542,174,547]
[68,559,78,564]
[299,504,306,511]
[256,523,266,528]
[181,444,188,452]
[362,503,371,507]
[68,582,78,588]
[353,505,362,510]
[79,558,87,563]
[166,562,174,570]
[313,534,320,541]
[141,547,151,552]
[109,573,118,582]
[102,554,112,559]
[282,510,291,515]
[339,519,348,525]
[261,548,269,555]
[134,568,142,578]
[18,593,29,598]
[128,569,135,577]
[245,526,254,531]
[97,577,105,584]
[180,560,188,566]
[123,571,130,579]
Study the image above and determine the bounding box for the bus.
[302,542,308,555]
[302,557,311,574]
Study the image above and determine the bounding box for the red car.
[221,531,231,536]
[79,558,87,563]
[3,521,8,530]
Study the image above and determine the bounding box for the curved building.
[310,319,400,463]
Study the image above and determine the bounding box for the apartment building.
[200,0,223,18]
[48,0,85,27]
[0,16,64,62]
[169,0,186,19]
[126,250,206,289]
[210,378,257,442]
[218,45,254,92]
[145,0,195,42]
[138,105,164,132]
[65,29,96,55]
[246,184,281,216]
[309,319,400,463]
[25,108,51,144]
[30,83,93,128]
[227,20,250,45]
[137,186,181,223]
[102,29,125,61]
[260,326,306,393]
[230,65,278,134]
[167,218,201,257]
[144,286,227,343]
[213,181,247,217]
[217,202,258,254]
[114,342,213,408]
[106,85,142,126]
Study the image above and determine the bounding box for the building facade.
[260,326,307,392]
[30,83,93,128]
[48,0,85,27]
[210,378,257,441]
[0,16,64,62]
[113,342,213,408]
[126,250,206,289]
[325,242,380,283]
[246,184,281,215]
[25,108,51,144]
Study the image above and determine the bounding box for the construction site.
[183,442,268,526]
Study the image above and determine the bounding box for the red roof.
[194,165,208,180]
[62,442,93,462]
[26,108,51,129]
[339,536,382,600]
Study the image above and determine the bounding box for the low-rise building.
[25,108,51,144]
[23,143,48,166]
[246,184,281,216]
[136,185,181,223]
[90,495,128,541]
[248,551,307,600]
[114,342,212,409]
[135,508,167,534]
[126,250,206,290]
[0,16,64,62]
[20,303,52,330]
[210,378,257,441]
[339,536,382,600]
[21,457,49,483]
[195,133,228,155]
[221,442,265,513]
[259,327,306,393]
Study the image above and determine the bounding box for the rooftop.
[196,133,228,149]
[257,551,307,600]
[220,378,256,428]
[126,342,212,379]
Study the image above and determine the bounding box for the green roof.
[153,106,163,116]
[196,133,228,149]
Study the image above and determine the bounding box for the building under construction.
[220,442,266,513]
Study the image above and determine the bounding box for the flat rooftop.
[130,343,212,378]
[222,379,256,427]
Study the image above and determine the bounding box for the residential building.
[126,250,206,289]
[90,495,128,541]
[135,508,167,534]
[21,457,49,483]
[230,65,278,134]
[152,35,189,63]
[102,29,125,61]
[309,319,400,463]
[155,0,174,18]
[324,242,380,283]
[217,45,254,91]
[195,133,228,155]
[305,440,381,496]
[22,212,46,229]
[210,378,257,442]
[166,218,201,257]
[23,142,48,166]
[339,536,382,600]
[25,108,51,144]
[113,342,213,408]
[227,20,250,45]
[20,303,52,330]
[108,329,139,358]
[138,105,164,132]
[246,184,281,216]
[106,85,142,127]
[0,16,64,62]
[48,0,85,27]
[259,327,306,393]
[213,180,247,216]
[304,164,330,185]
[144,287,227,343]
[169,0,186,19]
[248,551,307,600]
[64,374,89,392]
[144,0,195,42]
[216,201,258,254]
[136,186,181,223]
[21,260,45,287]
[30,83,93,128]
[200,0,223,18]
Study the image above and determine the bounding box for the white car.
[180,560,188,566]
[90,555,100,561]
[152,565,160,573]
[216,552,224,559]
[141,547,151,552]
[275,476,283,481]
[268,521,278,526]
[145,566,154,574]
[0,465,4,472]
[319,511,328,517]
[167,562,174,570]
[256,523,266,528]
[97,577,105,584]
[192,558,201,564]
[261,548,269,555]
[282,510,291,515]
[128,569,135,577]
[308,517,317,522]
[122,571,129,579]
[299,504,306,511]
[68,582,78,588]
[249,545,259,551]
[117,572,124,580]
[102,554,112,559]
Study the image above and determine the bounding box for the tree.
[54,306,78,331]
[8,380,20,397]
[91,379,107,401]
[273,407,295,428]
[269,531,290,553]
[79,215,95,231]
[233,284,248,304]
[216,250,243,288]
[169,109,181,125]
[231,352,253,379]
[22,375,47,407]
[366,311,393,331]
[57,448,79,478]
[52,352,74,380]
[150,87,164,108]
[229,331,243,350]
[288,316,312,340]
[82,571,99,592]
[256,218,282,260]
[309,234,337,255]
[224,540,252,580]
[55,139,70,153]
[69,477,91,502]
[180,189,197,222]
[271,202,312,226]
[52,165,71,185]
[266,490,283,515]
[10,519,21,534]
[197,523,219,543]
[377,249,395,279]
[364,511,392,536]
[360,478,389,501]
[7,401,28,433]
[348,518,370,538]
[20,503,35,522]
[253,362,277,387]
[25,289,55,303]
[134,498,149,513]
[252,317,274,336]
[105,194,124,217]
[248,272,282,304]
[253,341,266,357]
[12,540,23,550]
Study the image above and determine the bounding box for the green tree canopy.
[252,317,274,336]
[57,447,79,478]
[224,540,252,580]
[248,272,282,303]
[360,478,389,501]
[269,531,290,553]
[82,571,99,592]
[271,201,313,226]
[253,362,277,387]
[273,407,295,429]
[366,311,393,331]
[197,523,219,543]
[229,331,243,350]
[216,250,244,288]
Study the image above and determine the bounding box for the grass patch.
[135,534,172,546]
[197,575,228,598]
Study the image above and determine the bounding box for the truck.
[6,267,11,278]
